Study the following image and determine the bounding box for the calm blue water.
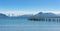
[0,18,60,31]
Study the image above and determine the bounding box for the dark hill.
[0,13,8,18]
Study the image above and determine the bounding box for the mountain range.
[34,12,59,18]
[0,12,60,18]
[28,12,60,20]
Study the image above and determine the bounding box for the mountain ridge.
[28,12,60,20]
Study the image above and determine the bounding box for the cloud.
[41,10,60,14]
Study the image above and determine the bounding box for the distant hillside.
[28,12,60,20]
[16,15,33,18]
[0,13,8,18]
[9,14,33,19]
[34,12,58,18]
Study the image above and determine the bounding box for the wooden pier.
[29,18,60,22]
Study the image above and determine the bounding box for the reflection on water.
[0,18,60,31]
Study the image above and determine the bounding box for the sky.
[0,0,60,16]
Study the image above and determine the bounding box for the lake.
[0,18,60,31]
